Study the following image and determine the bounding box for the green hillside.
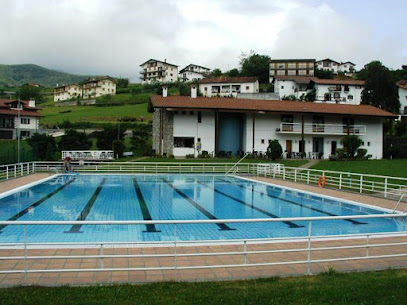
[0,64,90,87]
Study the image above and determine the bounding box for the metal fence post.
[14,165,16,177]
[307,221,312,275]
[100,244,104,269]
[174,223,177,270]
[339,173,342,190]
[20,163,23,176]
[6,165,9,180]
[307,170,310,184]
[384,178,388,198]
[243,240,247,265]
[24,226,28,285]
[360,175,363,193]
[294,168,297,182]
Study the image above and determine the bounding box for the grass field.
[40,103,151,127]
[312,159,407,178]
[1,269,406,304]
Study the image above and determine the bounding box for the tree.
[131,123,152,156]
[266,140,283,161]
[341,135,363,159]
[239,50,270,83]
[112,140,125,158]
[20,85,43,102]
[27,133,57,161]
[96,126,124,150]
[59,129,92,151]
[210,68,222,77]
[304,88,316,101]
[226,68,240,77]
[116,78,129,88]
[359,61,400,113]
[315,68,334,79]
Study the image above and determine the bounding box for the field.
[312,159,407,178]
[1,269,406,304]
[40,103,151,127]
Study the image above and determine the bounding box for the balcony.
[276,123,366,135]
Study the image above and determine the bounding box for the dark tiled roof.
[200,77,258,84]
[316,58,340,64]
[312,79,365,86]
[139,58,178,67]
[150,95,395,118]
[82,76,116,84]
[397,80,407,90]
[0,99,42,116]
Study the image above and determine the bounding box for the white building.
[312,79,365,105]
[272,76,316,100]
[82,76,116,99]
[151,88,394,159]
[179,64,210,82]
[397,80,407,116]
[315,59,340,74]
[54,84,82,102]
[0,99,41,139]
[140,59,178,84]
[199,77,259,97]
[338,62,356,76]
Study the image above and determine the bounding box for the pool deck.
[0,174,406,287]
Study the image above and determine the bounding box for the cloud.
[0,0,405,82]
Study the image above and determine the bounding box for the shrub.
[112,140,125,158]
[186,154,195,158]
[356,148,368,160]
[266,140,283,160]
[335,148,346,160]
[341,135,363,159]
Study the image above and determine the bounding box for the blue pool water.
[0,174,405,243]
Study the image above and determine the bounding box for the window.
[367,142,371,147]
[268,139,272,144]
[246,86,249,90]
[197,111,202,123]
[344,85,350,92]
[20,131,30,137]
[182,111,186,115]
[281,86,284,89]
[174,111,178,114]
[21,118,30,125]
[174,137,194,148]
[261,139,265,144]
[281,115,293,123]
[190,111,194,115]
[348,95,353,100]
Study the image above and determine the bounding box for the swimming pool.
[0,174,405,243]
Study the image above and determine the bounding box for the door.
[331,141,337,155]
[312,137,324,158]
[286,140,292,158]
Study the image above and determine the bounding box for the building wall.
[199,81,259,97]
[314,84,363,105]
[180,71,205,82]
[399,87,407,115]
[269,61,315,83]
[141,61,178,84]
[274,80,297,98]
[316,61,339,74]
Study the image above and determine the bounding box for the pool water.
[0,174,405,243]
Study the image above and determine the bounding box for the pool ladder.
[225,152,250,176]
[392,193,407,213]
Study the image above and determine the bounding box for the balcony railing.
[276,123,366,135]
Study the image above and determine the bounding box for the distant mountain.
[0,64,91,88]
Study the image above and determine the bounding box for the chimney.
[28,98,36,108]
[191,85,197,98]
[164,58,167,63]
[162,85,168,97]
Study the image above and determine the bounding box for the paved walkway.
[298,159,320,169]
[0,173,53,194]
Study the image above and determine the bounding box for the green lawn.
[1,269,406,305]
[40,103,151,127]
[118,157,307,167]
[312,159,407,178]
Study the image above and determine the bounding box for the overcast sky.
[1,0,406,81]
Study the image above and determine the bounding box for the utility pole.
[17,92,21,164]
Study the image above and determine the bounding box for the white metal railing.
[1,161,407,201]
[277,123,366,135]
[0,214,406,282]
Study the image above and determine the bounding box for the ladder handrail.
[225,152,250,176]
[393,193,407,213]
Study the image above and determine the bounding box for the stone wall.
[152,109,173,156]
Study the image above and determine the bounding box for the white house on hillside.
[199,77,259,97]
[140,59,178,84]
[315,59,340,74]
[272,76,317,100]
[338,62,356,76]
[82,76,116,99]
[151,87,394,159]
[397,80,407,117]
[179,64,210,82]
[312,79,364,105]
[0,99,41,139]
[53,84,82,102]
